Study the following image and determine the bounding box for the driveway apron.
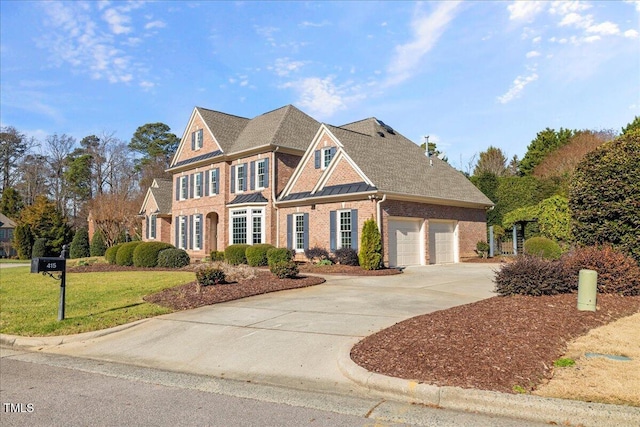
[42,264,498,394]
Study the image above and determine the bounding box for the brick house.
[140,105,493,266]
[0,212,17,258]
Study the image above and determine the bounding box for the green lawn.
[0,259,30,264]
[0,266,194,336]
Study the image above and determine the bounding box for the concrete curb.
[0,319,149,349]
[337,343,640,427]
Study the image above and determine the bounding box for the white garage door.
[429,221,456,264]
[388,218,422,267]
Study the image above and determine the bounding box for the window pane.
[150,215,156,239]
[210,171,217,195]
[295,214,305,250]
[181,177,188,199]
[237,165,244,191]
[340,211,351,248]
[232,216,247,244]
[194,217,201,249]
[179,217,187,249]
[257,160,265,188]
[252,216,262,244]
[195,174,202,197]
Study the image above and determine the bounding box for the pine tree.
[359,218,383,270]
[90,230,107,257]
[13,224,33,260]
[70,228,90,259]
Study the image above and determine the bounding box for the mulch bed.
[297,264,402,276]
[351,294,640,394]
[143,271,325,310]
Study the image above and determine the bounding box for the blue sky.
[1,1,639,170]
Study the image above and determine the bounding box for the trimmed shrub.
[270,260,299,279]
[561,245,640,296]
[304,246,330,263]
[31,237,47,258]
[90,230,107,257]
[133,242,174,267]
[333,247,359,266]
[196,264,226,286]
[115,241,141,266]
[494,256,573,296]
[476,241,490,258]
[70,228,91,259]
[246,244,275,267]
[210,251,225,262]
[267,247,293,267]
[157,248,190,268]
[359,219,382,270]
[225,244,249,265]
[105,244,121,264]
[524,237,562,260]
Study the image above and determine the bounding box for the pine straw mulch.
[350,293,640,394]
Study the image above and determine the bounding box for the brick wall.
[323,156,367,187]
[173,113,223,165]
[287,133,337,195]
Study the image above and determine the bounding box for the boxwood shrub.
[105,244,122,264]
[157,248,190,268]
[524,237,562,260]
[210,251,225,262]
[270,260,299,279]
[266,247,293,267]
[195,264,226,286]
[115,241,142,266]
[246,244,275,267]
[133,242,174,267]
[225,244,249,265]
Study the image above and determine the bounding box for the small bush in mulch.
[133,242,174,268]
[225,244,249,265]
[210,251,225,262]
[270,260,299,279]
[304,246,330,263]
[333,247,359,266]
[561,245,640,296]
[115,242,142,266]
[157,248,190,268]
[267,247,293,267]
[524,237,562,260]
[246,244,275,267]
[494,256,572,296]
[195,264,226,286]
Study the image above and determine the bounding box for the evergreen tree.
[0,187,23,218]
[90,230,107,257]
[31,237,47,258]
[13,223,33,260]
[359,218,383,270]
[70,228,90,259]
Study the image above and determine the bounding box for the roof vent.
[377,131,385,137]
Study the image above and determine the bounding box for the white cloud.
[497,71,539,104]
[299,20,330,28]
[624,29,639,38]
[270,57,307,77]
[623,0,640,12]
[255,25,280,46]
[386,1,462,86]
[548,1,592,16]
[583,35,601,43]
[140,81,155,89]
[526,50,541,58]
[282,76,346,118]
[586,21,620,35]
[145,20,166,30]
[507,1,545,22]
[102,8,131,35]
[558,12,591,28]
[532,36,542,43]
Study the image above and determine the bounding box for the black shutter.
[303,213,309,250]
[351,209,358,250]
[189,174,194,199]
[330,147,337,159]
[214,168,219,194]
[188,215,194,250]
[175,177,180,201]
[287,214,293,250]
[242,163,248,191]
[314,150,320,169]
[230,165,236,193]
[250,161,255,191]
[329,211,336,251]
[145,216,149,239]
[198,129,203,147]
[191,132,195,150]
[175,217,179,246]
[204,170,210,196]
[198,214,203,249]
[264,158,269,188]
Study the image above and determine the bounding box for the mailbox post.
[30,244,68,321]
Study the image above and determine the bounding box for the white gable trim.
[170,108,223,168]
[139,187,159,215]
[311,149,373,194]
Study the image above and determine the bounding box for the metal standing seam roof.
[281,182,377,201]
[171,150,223,168]
[228,193,269,205]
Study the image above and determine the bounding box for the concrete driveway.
[40,263,498,394]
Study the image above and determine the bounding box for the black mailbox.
[31,257,66,273]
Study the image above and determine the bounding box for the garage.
[388,218,423,267]
[428,220,457,264]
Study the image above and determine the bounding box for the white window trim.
[337,209,352,250]
[178,216,187,249]
[193,215,202,250]
[194,173,202,198]
[293,213,305,253]
[321,147,333,170]
[179,176,188,200]
[255,159,266,190]
[209,169,218,196]
[149,214,157,240]
[229,207,265,245]
[194,130,203,150]
[236,164,245,193]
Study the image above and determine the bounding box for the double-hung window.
[236,164,245,193]
[149,214,157,239]
[256,159,266,189]
[192,129,203,150]
[193,215,202,250]
[180,176,188,200]
[339,210,352,249]
[330,209,358,251]
[322,147,334,169]
[194,173,202,198]
[294,214,305,252]
[231,208,264,245]
[178,216,187,249]
[209,168,218,196]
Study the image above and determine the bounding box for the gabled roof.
[0,212,16,229]
[196,107,249,153]
[229,105,320,154]
[331,119,493,206]
[140,178,173,215]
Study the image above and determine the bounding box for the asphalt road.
[1,349,547,427]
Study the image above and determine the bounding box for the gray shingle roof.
[150,179,173,214]
[196,108,249,153]
[328,120,493,206]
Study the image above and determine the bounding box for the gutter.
[272,147,280,248]
[376,194,387,233]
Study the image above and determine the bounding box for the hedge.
[115,241,142,266]
[246,244,275,267]
[133,242,174,267]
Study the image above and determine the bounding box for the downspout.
[376,194,386,233]
[272,147,280,247]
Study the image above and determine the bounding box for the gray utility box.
[31,257,66,273]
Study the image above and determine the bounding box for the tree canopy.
[519,127,574,176]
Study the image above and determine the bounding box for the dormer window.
[315,147,337,170]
